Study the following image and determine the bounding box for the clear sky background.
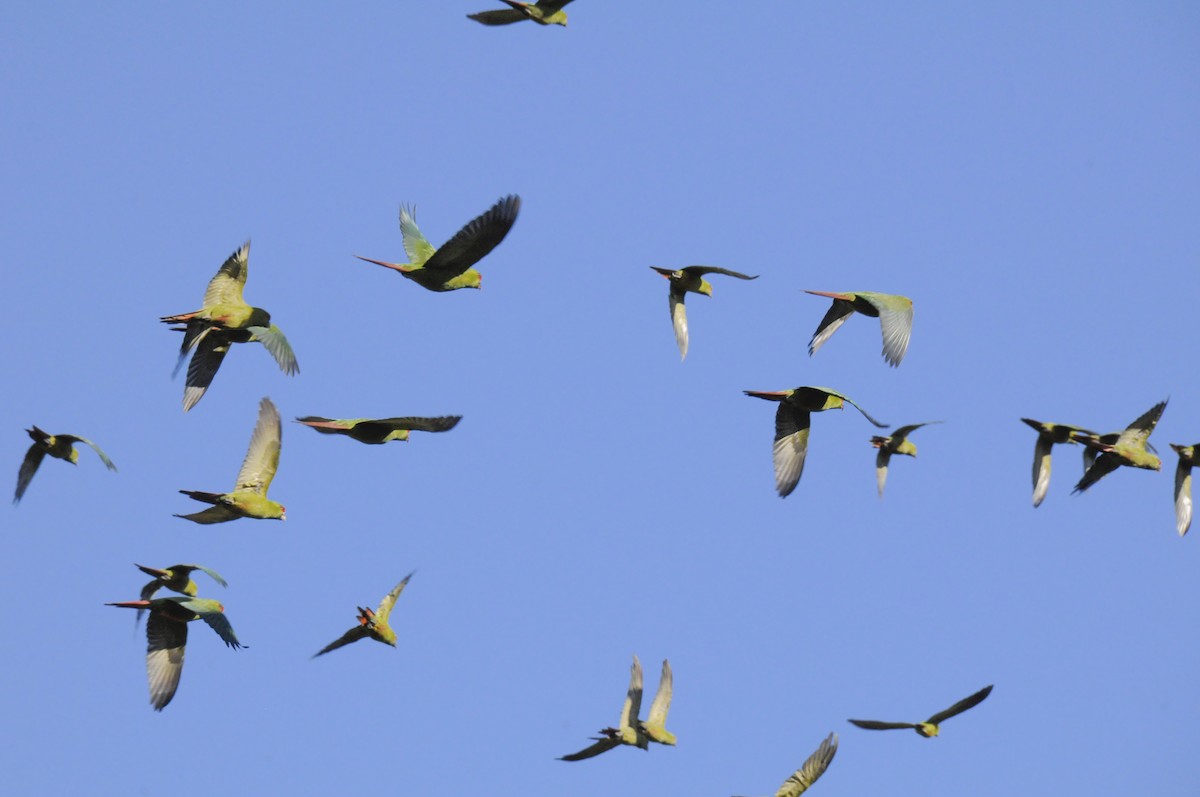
[1,3,1198,795]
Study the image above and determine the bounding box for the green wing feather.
[399,205,437,266]
[247,325,299,375]
[235,398,282,494]
[681,266,758,280]
[1116,400,1168,449]
[773,732,837,797]
[859,292,914,366]
[59,435,117,471]
[375,571,415,625]
[202,241,250,308]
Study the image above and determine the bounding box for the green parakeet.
[804,290,913,366]
[107,596,244,711]
[313,571,415,657]
[468,0,573,26]
[176,397,286,523]
[355,195,520,292]
[14,426,116,504]
[871,422,940,497]
[733,732,838,797]
[296,415,461,445]
[849,684,993,737]
[161,241,298,412]
[743,387,888,497]
[559,654,650,761]
[1072,400,1167,493]
[650,266,758,360]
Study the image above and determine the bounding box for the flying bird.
[468,0,573,26]
[313,571,415,657]
[176,397,286,523]
[804,290,913,366]
[744,387,888,497]
[559,654,649,761]
[1020,418,1099,507]
[1072,400,1167,494]
[355,195,520,292]
[650,266,758,360]
[107,596,244,711]
[14,426,116,504]
[1170,443,1198,536]
[136,563,227,604]
[161,241,298,412]
[849,684,993,737]
[733,732,838,797]
[871,422,940,497]
[296,415,462,445]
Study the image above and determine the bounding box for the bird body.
[1072,401,1167,494]
[744,387,888,497]
[733,732,838,797]
[650,265,758,360]
[296,415,462,445]
[468,0,572,26]
[14,426,116,503]
[162,242,298,412]
[1170,443,1196,536]
[176,397,285,523]
[804,289,913,366]
[871,422,939,497]
[107,596,244,710]
[848,684,993,737]
[356,195,520,292]
[313,571,414,657]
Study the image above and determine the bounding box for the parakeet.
[744,387,888,497]
[871,422,940,497]
[650,266,758,360]
[161,241,298,412]
[134,563,227,623]
[176,397,285,523]
[848,684,993,737]
[14,425,116,504]
[559,654,650,761]
[804,290,913,366]
[355,195,520,292]
[313,571,415,657]
[1072,400,1167,493]
[733,732,838,797]
[107,596,244,711]
[295,415,461,445]
[468,0,573,26]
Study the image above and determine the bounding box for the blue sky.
[1,2,1198,795]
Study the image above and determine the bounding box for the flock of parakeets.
[9,4,1193,793]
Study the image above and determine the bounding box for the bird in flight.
[14,426,116,504]
[848,684,993,737]
[295,415,462,445]
[313,571,415,657]
[803,290,913,366]
[650,265,758,360]
[1072,400,1167,494]
[732,732,838,797]
[871,422,940,497]
[468,0,573,27]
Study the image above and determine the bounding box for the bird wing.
[175,505,240,524]
[313,625,370,657]
[861,293,913,366]
[538,0,575,10]
[774,732,838,797]
[620,655,644,731]
[247,325,299,376]
[558,737,621,761]
[1175,457,1193,536]
[145,612,188,711]
[669,284,689,361]
[681,266,758,280]
[193,608,244,648]
[807,299,855,357]
[1028,429,1059,507]
[645,659,672,728]
[875,448,891,497]
[13,445,46,503]
[1116,400,1168,449]
[421,195,521,281]
[375,570,416,624]
[847,719,916,731]
[926,684,993,725]
[467,9,527,24]
[235,397,282,494]
[891,422,936,441]
[202,241,250,308]
[831,391,888,429]
[398,205,437,266]
[139,580,161,602]
[59,436,117,471]
[772,405,811,498]
[1073,451,1120,493]
[190,565,228,588]
[182,328,233,412]
[371,416,463,434]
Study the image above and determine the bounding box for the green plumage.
[1072,400,1167,494]
[849,684,993,738]
[804,289,914,366]
[14,425,116,504]
[296,415,462,445]
[650,265,758,360]
[468,0,573,26]
[313,571,415,657]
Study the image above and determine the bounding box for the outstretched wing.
[771,404,811,498]
[645,659,672,728]
[312,625,370,658]
[375,570,416,624]
[422,195,521,281]
[467,9,527,24]
[1073,450,1120,494]
[398,205,437,266]
[1176,456,1194,536]
[371,416,463,434]
[620,655,644,731]
[558,736,621,761]
[834,392,888,429]
[202,241,250,308]
[189,565,228,588]
[145,612,188,711]
[1031,433,1053,508]
[183,328,233,412]
[1116,400,1168,449]
[847,719,916,731]
[774,732,838,797]
[861,293,913,366]
[174,505,240,524]
[926,684,993,725]
[669,285,689,361]
[682,266,758,281]
[235,397,282,494]
[875,448,891,498]
[60,436,117,471]
[247,325,299,376]
[13,445,46,503]
[807,299,855,357]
